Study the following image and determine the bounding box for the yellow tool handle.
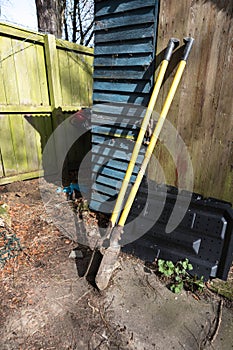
[110,38,179,227]
[118,60,187,227]
[110,60,168,226]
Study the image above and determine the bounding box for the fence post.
[44,34,62,109]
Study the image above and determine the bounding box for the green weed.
[158,258,205,294]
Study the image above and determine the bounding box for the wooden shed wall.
[148,0,233,203]
[90,0,159,212]
[0,22,93,184]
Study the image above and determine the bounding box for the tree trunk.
[35,0,65,38]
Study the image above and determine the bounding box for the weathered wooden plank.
[69,51,82,106]
[92,159,143,175]
[94,80,151,95]
[93,180,136,200]
[92,182,118,197]
[93,92,148,105]
[92,143,132,161]
[0,170,44,185]
[76,54,89,106]
[0,105,51,113]
[29,115,53,169]
[89,198,111,213]
[92,119,141,131]
[94,24,155,43]
[0,23,44,43]
[94,54,153,67]
[66,51,93,106]
[56,38,93,55]
[92,165,125,180]
[92,125,138,137]
[92,164,136,182]
[92,157,129,171]
[92,131,134,149]
[85,54,94,106]
[93,67,153,80]
[0,36,19,104]
[22,117,41,171]
[57,48,72,106]
[92,133,135,148]
[95,0,156,17]
[0,40,7,104]
[90,192,113,205]
[94,41,153,55]
[25,42,44,105]
[9,114,29,173]
[44,34,62,108]
[35,44,50,105]
[95,8,155,31]
[94,174,120,189]
[91,155,142,172]
[92,103,146,120]
[0,115,18,175]
[13,40,33,104]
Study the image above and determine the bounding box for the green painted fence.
[0,22,93,185]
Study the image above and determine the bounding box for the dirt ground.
[0,179,232,350]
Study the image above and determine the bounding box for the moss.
[0,204,11,226]
[0,204,8,216]
[209,279,233,301]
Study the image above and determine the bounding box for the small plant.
[158,259,175,277]
[157,258,205,294]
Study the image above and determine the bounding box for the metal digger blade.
[95,226,122,290]
[95,245,121,290]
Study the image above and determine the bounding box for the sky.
[0,0,38,30]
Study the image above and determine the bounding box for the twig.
[104,295,115,312]
[75,290,91,304]
[54,200,73,208]
[88,299,99,314]
[84,243,98,278]
[55,293,73,300]
[56,223,74,238]
[56,277,79,284]
[209,299,223,344]
[99,308,111,332]
[43,197,53,207]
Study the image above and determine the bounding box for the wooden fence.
[0,22,93,185]
[148,0,233,203]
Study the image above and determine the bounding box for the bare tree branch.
[35,0,94,46]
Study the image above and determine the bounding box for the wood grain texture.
[0,22,93,184]
[148,0,233,203]
[90,0,159,211]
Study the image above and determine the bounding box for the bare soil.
[0,179,232,350]
[0,179,132,350]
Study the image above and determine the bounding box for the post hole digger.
[95,37,194,290]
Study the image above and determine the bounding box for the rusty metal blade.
[95,245,121,290]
